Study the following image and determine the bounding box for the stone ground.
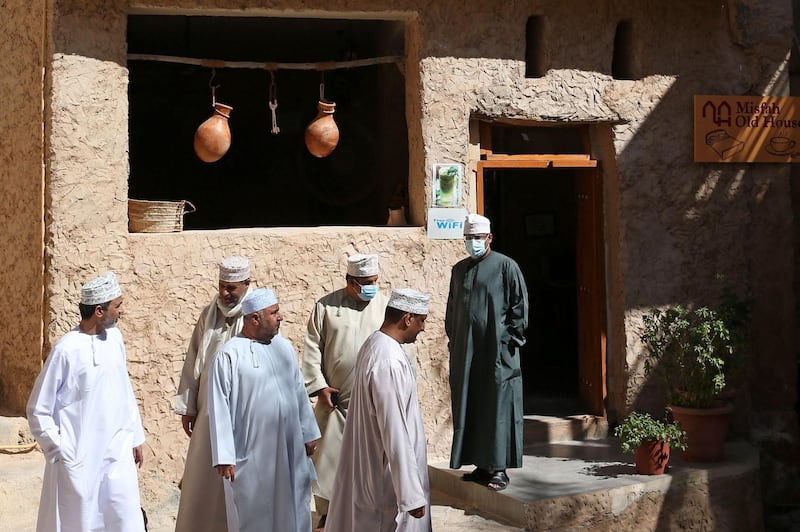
[2,415,793,531]
[0,448,522,532]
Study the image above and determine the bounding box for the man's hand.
[181,415,196,437]
[133,446,144,469]
[305,439,320,456]
[409,506,426,519]
[316,387,340,409]
[216,464,235,482]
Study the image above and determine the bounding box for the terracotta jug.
[304,101,339,158]
[194,103,233,163]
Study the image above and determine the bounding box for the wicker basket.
[128,199,196,233]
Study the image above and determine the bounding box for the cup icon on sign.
[768,136,796,155]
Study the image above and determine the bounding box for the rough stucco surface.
[0,1,45,412]
[3,0,792,525]
[525,465,764,531]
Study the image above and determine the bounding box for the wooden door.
[575,167,607,415]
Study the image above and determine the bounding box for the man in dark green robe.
[445,213,529,491]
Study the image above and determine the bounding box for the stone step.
[523,413,608,444]
[0,416,33,447]
[429,440,762,531]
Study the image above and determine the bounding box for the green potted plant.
[640,283,749,461]
[615,412,687,474]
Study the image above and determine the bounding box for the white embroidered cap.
[219,256,251,282]
[80,271,122,305]
[241,288,278,315]
[387,288,430,315]
[463,213,491,235]
[347,254,379,277]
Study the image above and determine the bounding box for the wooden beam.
[127,53,403,71]
[551,159,598,168]
[485,154,590,161]
[478,160,550,169]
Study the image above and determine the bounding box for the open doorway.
[484,168,579,414]
[477,123,607,417]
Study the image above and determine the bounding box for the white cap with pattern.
[347,254,379,277]
[219,256,251,282]
[463,213,491,235]
[81,271,123,305]
[241,288,278,315]
[387,288,430,315]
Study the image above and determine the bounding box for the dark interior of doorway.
[483,168,583,416]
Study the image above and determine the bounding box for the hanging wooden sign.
[694,95,800,163]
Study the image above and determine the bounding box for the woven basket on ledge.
[128,199,196,233]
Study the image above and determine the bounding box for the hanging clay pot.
[194,103,233,163]
[304,101,339,158]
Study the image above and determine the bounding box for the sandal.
[487,470,509,491]
[461,467,491,483]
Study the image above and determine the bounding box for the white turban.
[388,288,430,315]
[464,213,491,235]
[241,288,278,315]
[219,256,251,282]
[347,254,379,277]
[81,271,122,305]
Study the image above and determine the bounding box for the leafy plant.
[641,285,750,408]
[614,412,687,454]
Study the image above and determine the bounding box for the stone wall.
[12,0,795,519]
[0,1,45,413]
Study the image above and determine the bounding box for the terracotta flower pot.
[194,103,233,163]
[304,101,339,158]
[634,439,671,475]
[671,403,733,462]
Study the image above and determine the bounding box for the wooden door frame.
[476,155,607,417]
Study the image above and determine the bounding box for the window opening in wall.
[612,20,634,80]
[127,15,407,230]
[525,16,548,78]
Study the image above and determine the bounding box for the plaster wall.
[0,1,45,412]
[23,0,798,520]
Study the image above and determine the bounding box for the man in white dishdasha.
[27,271,146,531]
[326,288,431,532]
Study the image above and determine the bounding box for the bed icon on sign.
[705,129,744,160]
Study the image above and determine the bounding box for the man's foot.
[487,470,509,491]
[315,514,326,532]
[461,467,491,484]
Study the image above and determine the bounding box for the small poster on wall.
[433,163,463,207]
[427,207,468,239]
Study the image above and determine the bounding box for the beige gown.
[302,288,392,514]
[174,293,248,532]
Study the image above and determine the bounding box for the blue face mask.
[465,237,487,259]
[354,280,379,301]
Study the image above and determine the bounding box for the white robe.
[326,331,431,532]
[175,293,249,532]
[208,334,321,532]
[27,326,146,532]
[301,289,390,510]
